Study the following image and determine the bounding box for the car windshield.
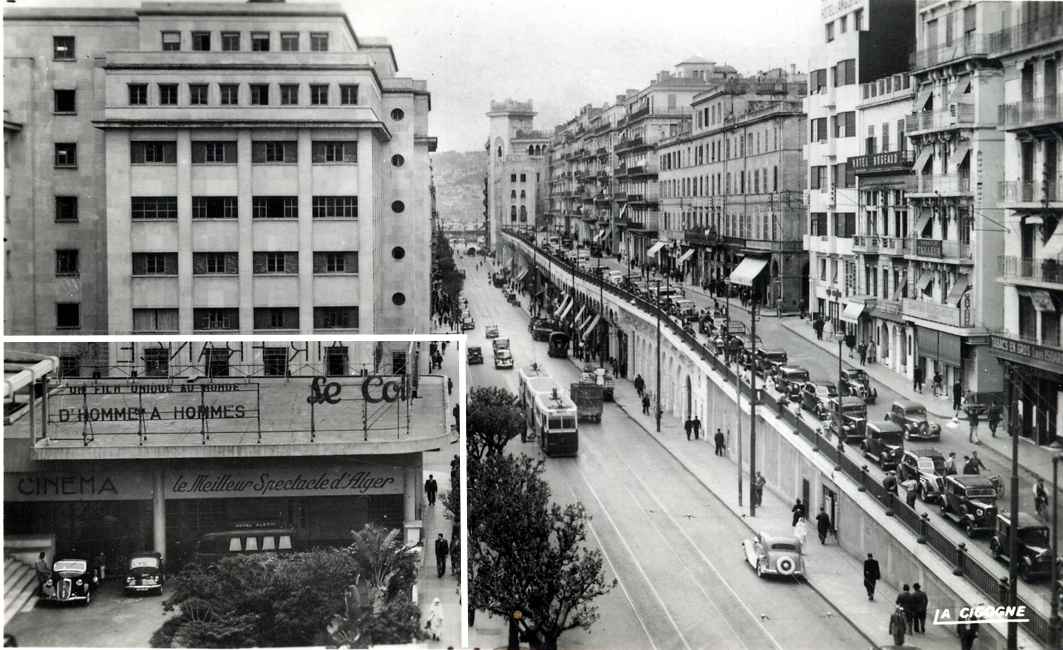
[787,371,809,381]
[818,385,838,397]
[846,370,867,381]
[770,543,799,551]
[130,556,159,569]
[842,404,866,415]
[53,560,87,573]
[498,351,512,359]
[764,352,787,361]
[905,406,927,417]
[1018,527,1050,547]
[880,433,904,445]
[966,488,997,499]
[918,458,944,473]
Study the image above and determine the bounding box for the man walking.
[944,451,958,475]
[815,508,832,544]
[863,553,881,600]
[34,551,50,595]
[791,498,806,526]
[987,400,1002,438]
[969,451,986,474]
[634,374,644,398]
[714,428,725,456]
[913,366,924,393]
[447,377,453,396]
[452,403,460,431]
[953,379,963,413]
[888,606,907,648]
[911,583,928,634]
[684,418,693,441]
[642,393,651,415]
[968,407,980,444]
[434,533,449,578]
[958,609,980,650]
[424,474,438,507]
[754,472,766,507]
[692,416,701,440]
[896,584,914,633]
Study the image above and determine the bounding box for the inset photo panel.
[2,336,466,649]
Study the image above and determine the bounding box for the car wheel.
[84,590,92,606]
[964,521,975,538]
[990,539,1001,560]
[755,561,763,578]
[940,503,948,517]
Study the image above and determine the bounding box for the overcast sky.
[9,0,818,152]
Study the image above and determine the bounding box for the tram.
[532,386,579,457]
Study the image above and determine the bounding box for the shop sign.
[164,465,404,499]
[6,471,153,501]
[991,335,1063,370]
[307,375,408,406]
[50,382,256,424]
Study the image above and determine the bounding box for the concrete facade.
[485,100,548,252]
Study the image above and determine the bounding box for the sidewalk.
[780,315,1063,484]
[418,480,462,649]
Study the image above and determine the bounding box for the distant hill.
[431,150,487,226]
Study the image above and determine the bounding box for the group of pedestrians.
[683,416,702,441]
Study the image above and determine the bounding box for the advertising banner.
[163,464,404,499]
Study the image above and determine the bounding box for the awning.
[573,304,586,326]
[1021,289,1057,312]
[728,257,769,287]
[914,148,933,173]
[916,272,934,293]
[515,268,529,283]
[676,248,696,266]
[945,276,970,305]
[914,211,933,237]
[1041,220,1063,259]
[953,140,971,166]
[916,87,933,111]
[916,327,963,366]
[840,301,866,324]
[647,241,666,258]
[552,295,571,319]
[891,274,907,301]
[578,312,595,332]
[581,314,601,342]
[595,229,608,242]
[558,298,574,321]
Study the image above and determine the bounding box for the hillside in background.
[431,150,487,226]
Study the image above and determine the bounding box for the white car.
[743,531,805,579]
[493,348,514,369]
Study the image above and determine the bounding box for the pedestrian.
[816,508,831,544]
[969,451,986,474]
[424,474,438,506]
[858,343,867,366]
[953,380,963,412]
[642,393,650,415]
[897,583,915,633]
[714,428,725,455]
[791,498,806,527]
[693,416,701,440]
[901,478,918,508]
[793,517,809,547]
[447,377,453,396]
[754,472,766,507]
[34,551,49,595]
[958,609,980,650]
[425,597,445,641]
[634,374,644,398]
[987,400,1002,438]
[684,417,693,441]
[452,403,460,431]
[911,583,928,634]
[913,366,924,393]
[968,408,980,444]
[944,451,957,475]
[889,605,907,647]
[863,553,881,600]
[961,455,974,475]
[434,533,449,578]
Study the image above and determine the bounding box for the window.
[340,84,358,105]
[854,8,863,31]
[192,196,238,219]
[811,117,828,143]
[310,84,329,105]
[130,141,177,164]
[129,84,148,105]
[253,251,298,274]
[54,89,76,113]
[54,143,78,168]
[193,252,239,274]
[59,356,80,378]
[221,32,240,51]
[835,162,855,188]
[142,346,172,374]
[826,21,834,42]
[520,173,527,182]
[839,15,847,33]
[280,84,299,105]
[835,59,856,86]
[55,249,79,276]
[312,196,358,218]
[254,308,299,330]
[158,84,178,105]
[252,196,298,219]
[191,31,210,51]
[391,200,405,213]
[56,303,80,329]
[262,347,288,376]
[834,212,856,237]
[833,111,856,138]
[510,174,517,183]
[810,165,827,190]
[131,252,178,275]
[53,36,75,60]
[219,84,239,105]
[811,69,828,93]
[325,346,348,375]
[391,108,404,121]
[161,31,181,51]
[313,251,358,273]
[311,141,357,163]
[249,84,269,105]
[194,308,238,331]
[55,196,78,222]
[189,84,208,105]
[310,32,329,51]
[314,307,358,329]
[251,32,270,51]
[131,197,178,220]
[251,141,297,163]
[280,32,299,51]
[191,141,237,164]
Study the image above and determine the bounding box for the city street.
[460,256,868,649]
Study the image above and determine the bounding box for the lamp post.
[725,278,742,508]
[655,277,662,433]
[598,254,606,365]
[1005,362,1019,650]
[571,254,580,360]
[749,293,759,518]
[1051,452,1061,648]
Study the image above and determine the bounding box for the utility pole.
[1006,362,1019,650]
[598,254,606,365]
[749,295,758,518]
[726,280,742,508]
[1051,453,1060,648]
[655,277,662,433]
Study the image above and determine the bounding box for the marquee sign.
[164,465,403,499]
[6,471,154,501]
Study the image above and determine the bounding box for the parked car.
[484,324,499,339]
[988,512,1054,581]
[493,348,514,369]
[529,318,559,342]
[467,346,484,365]
[860,421,904,470]
[800,381,838,419]
[940,475,999,537]
[755,349,788,377]
[742,531,805,579]
[839,368,877,404]
[826,396,867,443]
[124,551,164,595]
[887,400,942,441]
[896,449,947,501]
[461,313,475,331]
[42,558,98,605]
[774,367,810,399]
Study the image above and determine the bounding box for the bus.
[519,368,556,438]
[532,387,579,457]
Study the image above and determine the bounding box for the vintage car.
[860,421,904,470]
[774,366,810,399]
[491,273,507,287]
[493,348,514,369]
[742,531,805,579]
[466,346,484,365]
[755,349,789,377]
[887,400,942,441]
[826,396,867,443]
[461,313,475,331]
[492,337,510,353]
[988,512,1054,581]
[484,324,499,339]
[940,475,999,537]
[529,318,558,342]
[839,368,877,404]
[43,558,98,605]
[896,449,947,501]
[800,381,839,419]
[124,551,164,595]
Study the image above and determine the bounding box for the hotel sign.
[990,335,1063,371]
[822,0,860,18]
[164,465,403,499]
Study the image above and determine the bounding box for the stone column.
[152,468,166,556]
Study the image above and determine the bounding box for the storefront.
[915,326,964,394]
[990,334,1063,446]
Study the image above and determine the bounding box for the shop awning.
[676,248,695,266]
[573,304,586,326]
[647,241,666,258]
[515,268,529,283]
[553,295,571,319]
[916,272,934,293]
[578,312,595,333]
[558,298,574,321]
[1041,220,1063,260]
[913,211,933,237]
[916,327,963,366]
[916,87,933,111]
[581,314,601,342]
[728,257,769,287]
[840,301,866,324]
[595,229,608,242]
[891,274,907,301]
[1021,289,1057,312]
[953,140,971,166]
[914,148,933,174]
[945,276,970,305]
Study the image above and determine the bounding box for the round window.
[392,246,406,259]
[391,201,405,213]
[392,292,406,306]
[390,108,405,121]
[391,154,405,167]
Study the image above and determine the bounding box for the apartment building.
[991,1,1063,444]
[486,99,549,253]
[4,0,436,347]
[659,69,808,310]
[805,0,915,328]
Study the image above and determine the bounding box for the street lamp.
[748,293,759,518]
[1051,452,1061,647]
[655,277,662,433]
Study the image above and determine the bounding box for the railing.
[859,73,912,103]
[852,235,879,252]
[501,226,1052,648]
[907,238,971,260]
[999,179,1063,203]
[869,299,903,316]
[906,104,975,132]
[911,33,988,70]
[902,298,972,327]
[998,255,1063,286]
[856,236,908,255]
[848,150,915,173]
[989,15,1063,56]
[615,136,645,152]
[915,174,971,195]
[745,239,804,253]
[998,95,1063,129]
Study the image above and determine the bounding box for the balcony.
[910,33,988,71]
[905,104,975,132]
[684,228,718,246]
[627,212,659,232]
[998,96,1063,130]
[989,16,1063,56]
[849,150,915,175]
[999,179,1063,204]
[907,238,972,261]
[998,255,1063,287]
[852,235,880,253]
[869,299,903,318]
[913,174,971,196]
[902,298,973,327]
[745,239,804,253]
[614,136,645,152]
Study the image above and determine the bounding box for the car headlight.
[126,577,135,584]
[45,579,53,587]
[976,508,984,516]
[75,579,83,586]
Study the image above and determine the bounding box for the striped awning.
[840,301,865,324]
[953,140,971,166]
[594,229,608,242]
[581,314,601,342]
[677,248,696,266]
[728,257,768,287]
[515,268,529,283]
[945,276,969,305]
[914,148,933,173]
[558,298,575,321]
[1021,289,1056,313]
[916,272,934,293]
[573,304,586,326]
[647,241,666,257]
[913,211,933,237]
[554,295,573,320]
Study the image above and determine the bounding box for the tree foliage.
[467,385,525,461]
[153,525,423,648]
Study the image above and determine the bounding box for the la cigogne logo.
[932,604,1030,625]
